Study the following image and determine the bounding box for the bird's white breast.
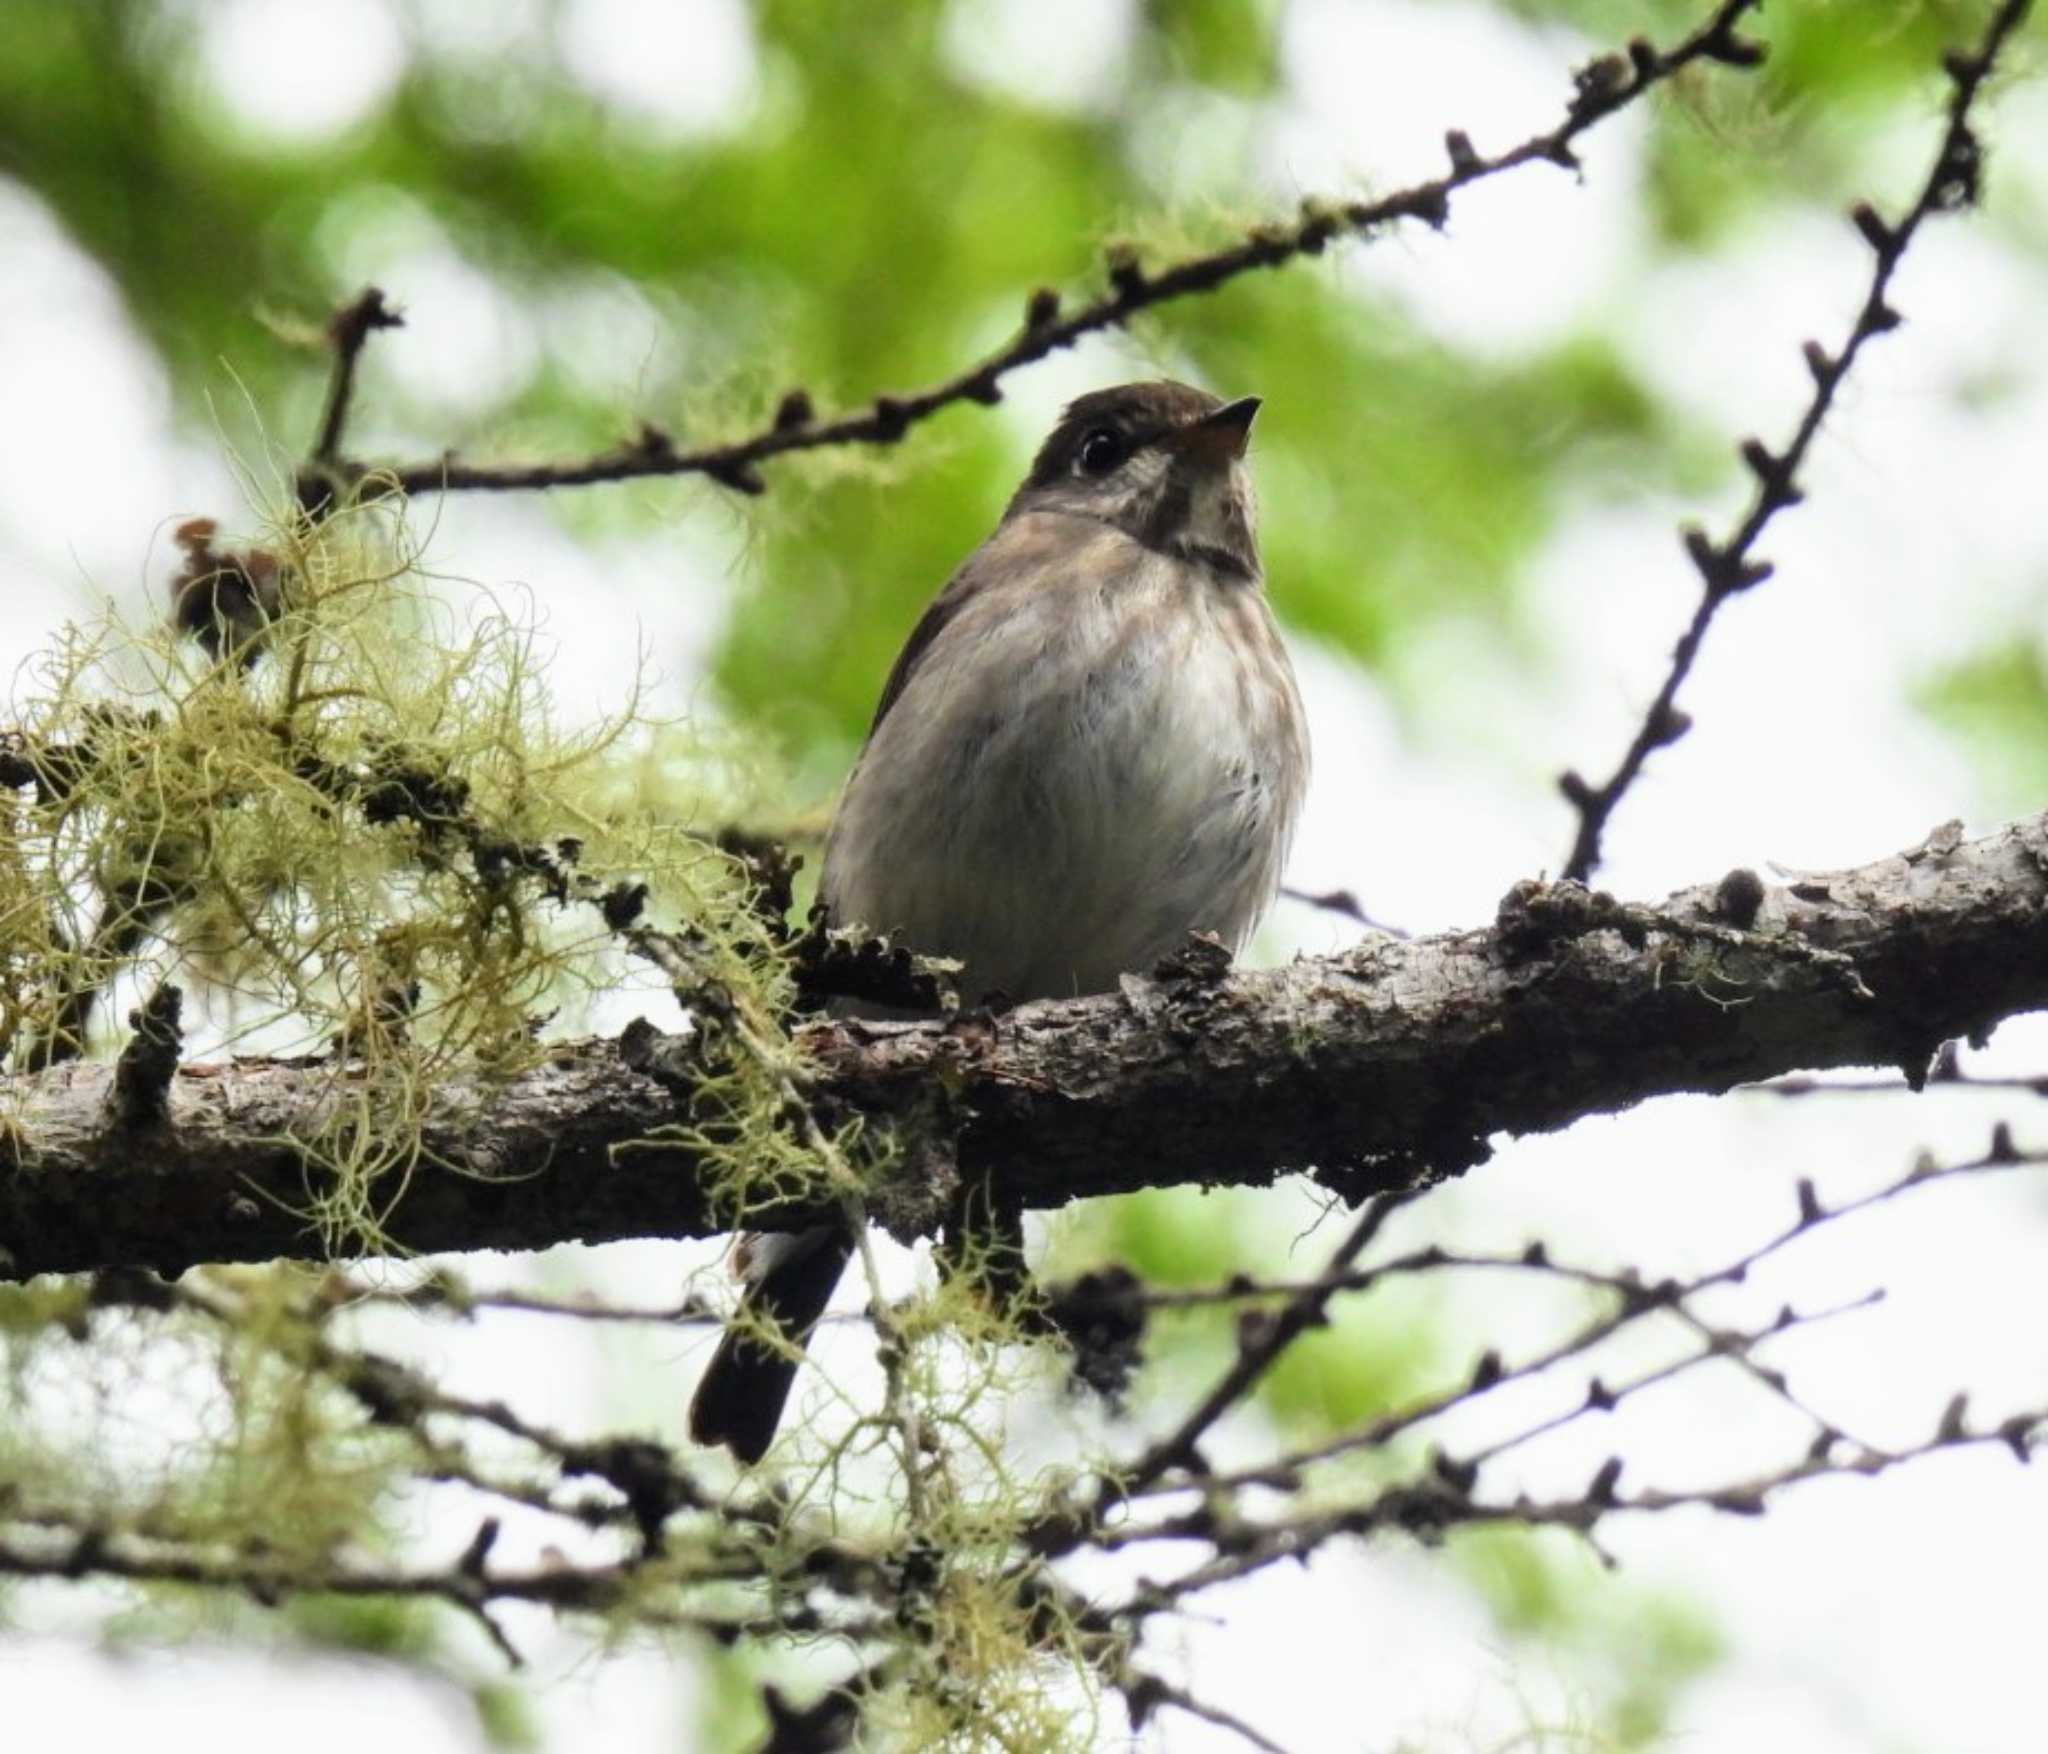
[821,519,1307,1004]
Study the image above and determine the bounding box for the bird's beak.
[1161,396,1261,467]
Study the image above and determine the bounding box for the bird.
[688,379,1311,1464]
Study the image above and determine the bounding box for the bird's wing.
[865,549,990,736]
[864,513,1079,737]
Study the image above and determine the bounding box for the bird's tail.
[689,1225,854,1464]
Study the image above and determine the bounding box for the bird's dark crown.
[1020,380,1227,491]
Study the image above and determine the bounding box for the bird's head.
[1007,380,1262,582]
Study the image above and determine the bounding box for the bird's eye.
[1075,428,1125,476]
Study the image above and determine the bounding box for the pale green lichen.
[2,488,821,1251]
[0,486,1170,1753]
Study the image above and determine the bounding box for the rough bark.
[3,811,2044,1282]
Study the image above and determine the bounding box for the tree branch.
[1556,0,2035,882]
[3,809,2045,1281]
[319,2,1765,505]
[312,288,402,466]
[297,285,405,516]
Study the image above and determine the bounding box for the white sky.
[4,1,2048,1751]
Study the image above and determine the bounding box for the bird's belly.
[824,600,1293,1003]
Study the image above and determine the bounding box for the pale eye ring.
[1075,428,1125,476]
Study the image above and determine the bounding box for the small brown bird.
[689,380,1311,1463]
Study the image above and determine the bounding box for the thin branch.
[1279,884,1411,939]
[326,2,1765,505]
[1093,1240,1895,1451]
[1125,1671,1294,1754]
[1090,1276,1878,1533]
[1757,1069,2048,1098]
[1119,1189,1422,1496]
[1199,1129,2045,1497]
[328,1269,727,1326]
[1456,1287,1881,1475]
[306,287,403,476]
[323,1269,881,1331]
[1134,1392,2043,1618]
[1556,0,2034,883]
[0,1526,878,1646]
[15,1135,2042,1707]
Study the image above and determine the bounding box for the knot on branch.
[561,1435,695,1552]
[599,881,650,931]
[617,1015,713,1091]
[110,983,184,1130]
[1040,1266,1147,1406]
[1713,867,1767,929]
[869,396,911,442]
[88,1265,176,1318]
[1150,930,1233,989]
[704,456,768,495]
[1569,51,1634,118]
[713,828,802,942]
[1296,198,1340,253]
[1103,243,1147,300]
[1698,20,1767,68]
[1931,121,1984,212]
[758,1683,863,1754]
[342,1351,428,1427]
[1495,877,1628,955]
[1681,525,1774,597]
[791,916,955,1014]
[327,285,404,356]
[301,745,473,839]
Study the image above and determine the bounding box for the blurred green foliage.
[4,0,2043,1741]
[1921,637,2048,807]
[1454,1526,1724,1749]
[0,0,1708,772]
[5,0,2034,780]
[291,1594,544,1745]
[2,0,2040,782]
[1050,1183,1443,1428]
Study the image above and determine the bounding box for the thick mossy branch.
[0,497,815,1260]
[3,810,2044,1280]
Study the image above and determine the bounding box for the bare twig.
[1556,0,2034,883]
[301,286,404,508]
[1280,884,1412,939]
[322,3,1765,506]
[0,1526,877,1646]
[1110,1385,2044,1619]
[1125,1670,1293,1754]
[1195,1127,2047,1496]
[1756,1064,2048,1099]
[1119,1188,1422,1497]
[18,1133,2044,1726]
